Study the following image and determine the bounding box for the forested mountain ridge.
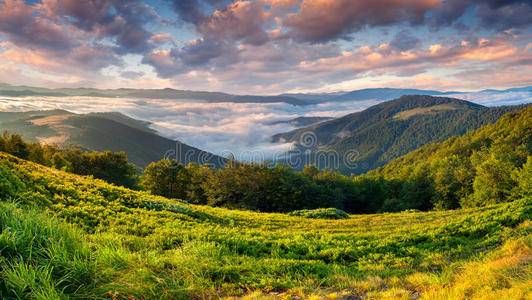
[273,95,530,174]
[365,105,532,210]
[0,110,225,169]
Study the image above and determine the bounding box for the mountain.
[0,84,307,106]
[272,95,530,174]
[0,109,225,169]
[283,88,466,103]
[331,88,462,102]
[280,92,346,102]
[269,116,333,127]
[2,83,530,105]
[479,86,532,93]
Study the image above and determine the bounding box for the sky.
[0,0,531,94]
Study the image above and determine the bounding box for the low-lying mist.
[0,90,530,160]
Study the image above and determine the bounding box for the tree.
[469,154,517,206]
[64,150,139,189]
[398,164,435,211]
[52,152,69,170]
[185,162,213,204]
[351,175,390,213]
[511,156,532,199]
[432,156,465,210]
[2,132,29,159]
[142,159,190,199]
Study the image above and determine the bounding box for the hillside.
[364,106,532,210]
[0,110,225,169]
[273,95,529,174]
[0,151,531,299]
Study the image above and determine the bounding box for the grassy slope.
[1,152,531,299]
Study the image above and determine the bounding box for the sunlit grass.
[1,152,531,299]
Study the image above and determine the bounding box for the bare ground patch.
[393,104,464,120]
[29,114,75,145]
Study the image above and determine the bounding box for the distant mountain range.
[272,95,530,174]
[283,86,531,103]
[2,83,530,105]
[0,84,308,105]
[0,109,225,169]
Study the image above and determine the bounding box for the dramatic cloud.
[474,1,532,30]
[0,0,159,78]
[0,0,77,52]
[0,0,530,93]
[42,0,159,53]
[427,0,532,30]
[390,30,421,51]
[282,0,532,42]
[197,1,270,46]
[282,0,440,42]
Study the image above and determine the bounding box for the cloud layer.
[1,92,530,159]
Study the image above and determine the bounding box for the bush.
[289,208,350,219]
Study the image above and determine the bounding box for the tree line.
[0,132,138,189]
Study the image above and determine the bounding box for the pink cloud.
[283,0,442,42]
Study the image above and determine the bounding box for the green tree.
[185,162,213,204]
[51,152,69,170]
[2,132,29,159]
[142,159,190,199]
[511,156,532,199]
[432,156,465,210]
[469,155,517,206]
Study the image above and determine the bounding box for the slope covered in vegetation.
[0,151,531,299]
[273,96,529,174]
[367,105,532,210]
[0,110,225,168]
[2,105,530,215]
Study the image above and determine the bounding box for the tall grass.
[0,202,96,299]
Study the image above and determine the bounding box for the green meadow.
[1,152,531,299]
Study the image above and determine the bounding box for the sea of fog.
[0,91,530,159]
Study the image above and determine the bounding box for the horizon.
[0,0,531,94]
[0,82,531,96]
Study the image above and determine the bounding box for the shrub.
[289,208,350,219]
